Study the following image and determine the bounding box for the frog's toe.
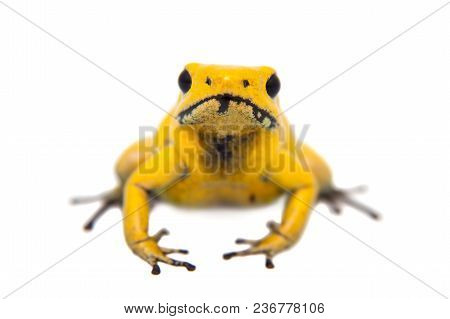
[72,187,122,231]
[319,186,380,220]
[71,187,121,205]
[139,229,195,275]
[222,247,262,260]
[151,228,189,254]
[151,264,161,275]
[153,255,196,274]
[224,221,294,269]
[160,247,189,255]
[235,238,260,245]
[81,199,120,231]
[224,237,277,269]
[320,197,342,215]
[144,248,196,275]
[152,228,170,242]
[223,248,275,269]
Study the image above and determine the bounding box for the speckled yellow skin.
[109,63,335,272]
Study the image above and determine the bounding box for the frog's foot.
[319,185,380,220]
[71,187,122,231]
[223,221,293,269]
[130,228,196,275]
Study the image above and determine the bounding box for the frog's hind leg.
[318,185,380,220]
[299,145,380,220]
[72,137,155,231]
[71,187,122,231]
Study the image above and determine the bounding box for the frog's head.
[174,63,281,137]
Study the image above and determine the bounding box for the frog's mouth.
[176,94,277,129]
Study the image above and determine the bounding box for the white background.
[1,0,449,317]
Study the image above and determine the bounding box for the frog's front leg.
[223,151,318,268]
[123,146,195,275]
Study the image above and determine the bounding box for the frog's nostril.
[205,77,212,86]
[243,80,250,88]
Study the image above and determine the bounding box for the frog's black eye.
[265,73,280,98]
[178,69,192,93]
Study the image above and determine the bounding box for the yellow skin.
[74,63,378,274]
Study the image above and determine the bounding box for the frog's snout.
[177,94,277,129]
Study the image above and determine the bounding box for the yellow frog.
[73,63,378,274]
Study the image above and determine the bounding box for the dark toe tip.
[83,223,93,232]
[372,213,381,221]
[265,258,275,269]
[151,264,161,275]
[184,263,196,271]
[235,238,246,244]
[223,252,236,260]
[179,249,189,254]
